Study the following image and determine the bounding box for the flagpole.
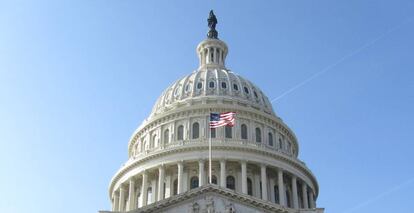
[209,109,212,184]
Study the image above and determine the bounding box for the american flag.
[209,112,236,128]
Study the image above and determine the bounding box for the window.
[268,132,273,146]
[209,81,215,88]
[177,125,184,140]
[274,185,280,204]
[210,128,216,138]
[211,175,217,184]
[226,176,235,190]
[221,82,227,89]
[152,134,157,148]
[192,122,199,139]
[241,124,248,139]
[279,138,283,149]
[244,86,249,94]
[255,128,262,143]
[287,141,292,153]
[225,126,232,138]
[190,176,199,189]
[233,84,239,91]
[254,90,258,98]
[197,82,203,89]
[247,178,253,196]
[173,179,178,195]
[185,84,191,92]
[174,86,180,97]
[164,129,169,144]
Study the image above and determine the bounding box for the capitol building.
[100,11,324,213]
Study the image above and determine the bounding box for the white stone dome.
[150,68,276,119]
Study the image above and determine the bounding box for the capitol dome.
[102,11,324,213]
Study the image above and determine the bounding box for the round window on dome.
[244,87,249,94]
[221,82,227,89]
[185,84,192,92]
[233,84,239,91]
[253,91,258,98]
[197,82,203,89]
[174,86,181,97]
[209,81,215,88]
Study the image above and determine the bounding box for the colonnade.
[111,160,316,211]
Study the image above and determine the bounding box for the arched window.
[253,90,258,98]
[209,81,215,88]
[233,84,239,91]
[177,125,184,140]
[211,175,217,184]
[210,128,216,138]
[279,138,283,149]
[274,185,280,204]
[147,187,152,204]
[247,178,253,196]
[197,82,203,89]
[287,141,292,153]
[255,128,262,143]
[241,124,248,139]
[143,140,148,151]
[226,176,235,190]
[225,126,232,138]
[173,179,178,195]
[221,82,227,89]
[244,86,249,94]
[164,129,169,144]
[190,176,199,189]
[152,134,157,148]
[268,132,273,146]
[192,122,199,139]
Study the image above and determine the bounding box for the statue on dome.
[207,10,218,39]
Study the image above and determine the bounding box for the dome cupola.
[197,10,228,69]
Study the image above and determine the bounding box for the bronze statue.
[208,10,217,30]
[207,10,218,39]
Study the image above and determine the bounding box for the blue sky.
[1,1,413,212]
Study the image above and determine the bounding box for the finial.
[207,10,218,39]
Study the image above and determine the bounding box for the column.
[141,172,148,206]
[278,169,286,206]
[291,176,299,209]
[199,160,205,186]
[220,160,226,187]
[113,192,119,211]
[207,48,211,63]
[309,190,315,208]
[158,166,165,201]
[119,187,126,211]
[241,161,247,194]
[127,179,136,210]
[302,183,309,209]
[177,162,183,194]
[270,178,276,203]
[260,164,268,200]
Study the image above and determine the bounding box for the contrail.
[341,178,414,213]
[271,17,412,103]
